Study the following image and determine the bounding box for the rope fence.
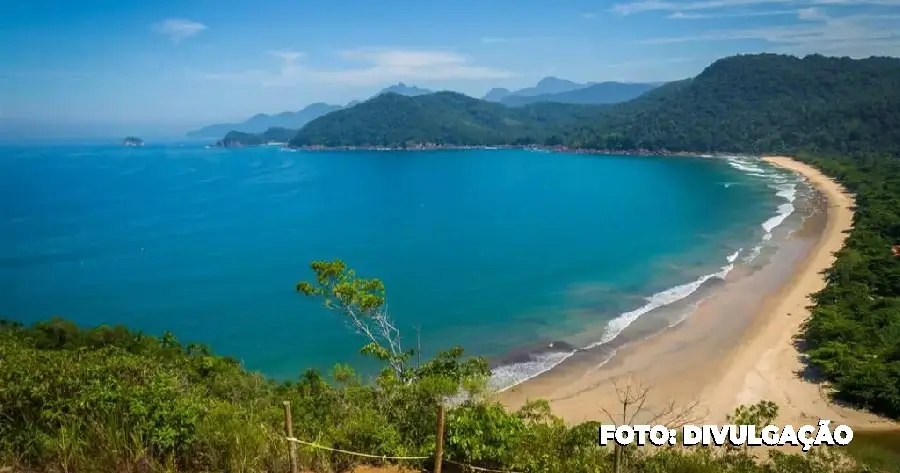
[283,436,430,460]
[281,400,527,473]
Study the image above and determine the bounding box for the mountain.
[514,77,587,96]
[481,77,588,102]
[562,53,900,154]
[216,127,297,147]
[499,81,659,107]
[288,92,605,147]
[186,103,343,138]
[375,82,433,97]
[482,88,512,102]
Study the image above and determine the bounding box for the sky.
[2,0,899,137]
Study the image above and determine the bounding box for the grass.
[842,429,900,473]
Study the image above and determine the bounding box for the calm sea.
[0,144,802,388]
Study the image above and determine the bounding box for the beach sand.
[500,156,895,430]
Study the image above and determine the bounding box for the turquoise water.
[0,145,796,386]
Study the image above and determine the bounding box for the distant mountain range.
[185,83,436,138]
[483,77,661,106]
[188,78,659,139]
[185,103,343,138]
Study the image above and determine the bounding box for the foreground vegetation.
[0,310,889,473]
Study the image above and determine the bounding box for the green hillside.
[562,54,900,154]
[288,91,606,147]
[216,127,296,147]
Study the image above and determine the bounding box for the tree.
[296,260,414,381]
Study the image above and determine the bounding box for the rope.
[284,437,429,460]
[283,436,525,473]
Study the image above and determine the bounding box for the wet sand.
[500,156,894,429]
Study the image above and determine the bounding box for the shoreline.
[499,156,894,429]
[216,141,753,159]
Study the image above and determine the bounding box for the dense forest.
[4,52,900,472]
[797,153,900,418]
[287,92,607,147]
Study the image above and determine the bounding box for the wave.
[725,156,799,239]
[488,248,739,391]
[761,203,795,234]
[771,183,797,203]
[489,349,577,392]
[589,260,734,349]
[743,244,764,263]
[725,158,767,174]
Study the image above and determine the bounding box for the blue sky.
[2,0,899,136]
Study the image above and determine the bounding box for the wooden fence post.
[613,443,623,473]
[283,400,299,473]
[434,404,445,473]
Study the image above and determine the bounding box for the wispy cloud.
[480,36,532,44]
[267,50,307,62]
[197,48,514,87]
[605,57,696,68]
[668,8,798,18]
[638,8,900,57]
[611,0,900,15]
[153,18,207,42]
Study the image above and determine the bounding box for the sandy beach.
[500,156,894,429]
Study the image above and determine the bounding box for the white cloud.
[480,36,532,43]
[605,57,696,68]
[611,0,900,15]
[638,9,900,57]
[267,50,307,62]
[153,18,207,42]
[797,6,828,19]
[197,48,514,87]
[669,8,798,18]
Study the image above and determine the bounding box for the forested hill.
[288,91,607,147]
[285,53,900,154]
[563,53,900,154]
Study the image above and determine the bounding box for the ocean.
[0,144,808,389]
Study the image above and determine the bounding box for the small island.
[123,136,144,147]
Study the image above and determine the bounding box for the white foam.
[725,158,767,174]
[488,248,739,392]
[770,183,797,203]
[488,350,576,392]
[744,245,764,263]
[588,261,733,349]
[725,156,800,242]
